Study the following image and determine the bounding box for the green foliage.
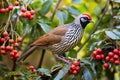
[40,0,53,15]
[0,0,120,80]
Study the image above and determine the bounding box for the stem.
[10,60,17,80]
[51,0,61,21]
[37,49,46,68]
[77,0,110,53]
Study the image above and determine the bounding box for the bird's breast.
[50,25,83,54]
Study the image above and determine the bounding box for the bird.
[17,14,93,63]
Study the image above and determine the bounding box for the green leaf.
[81,58,92,66]
[36,76,41,80]
[38,23,51,33]
[83,66,95,80]
[56,11,68,25]
[67,6,80,15]
[105,30,120,40]
[37,68,51,77]
[72,0,81,4]
[40,0,53,15]
[54,65,70,80]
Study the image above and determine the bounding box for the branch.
[77,0,110,53]
[37,49,46,68]
[10,60,17,80]
[51,0,61,21]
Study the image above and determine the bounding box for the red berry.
[114,60,119,65]
[21,13,27,18]
[103,63,109,69]
[113,49,119,55]
[21,7,26,13]
[8,5,13,10]
[70,64,76,70]
[72,70,78,75]
[9,39,14,44]
[0,8,6,13]
[28,15,34,20]
[3,31,9,37]
[12,50,18,54]
[93,50,99,57]
[5,8,10,13]
[1,50,7,55]
[113,54,119,59]
[101,54,105,59]
[95,54,101,60]
[32,69,37,73]
[73,60,79,66]
[0,46,5,50]
[4,36,10,40]
[119,51,120,56]
[108,52,114,57]
[15,53,19,58]
[0,38,5,43]
[10,52,15,57]
[26,11,31,17]
[96,48,102,53]
[14,1,20,6]
[17,37,22,42]
[30,10,35,15]
[75,66,80,72]
[110,58,114,63]
[14,43,19,47]
[105,56,110,62]
[6,46,11,51]
[28,66,34,70]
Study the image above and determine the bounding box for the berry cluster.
[28,66,37,73]
[21,7,35,20]
[0,1,19,13]
[92,48,120,69]
[69,60,80,75]
[93,48,104,60]
[0,31,22,60]
[0,1,35,20]
[0,5,13,13]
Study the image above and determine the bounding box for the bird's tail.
[17,46,37,62]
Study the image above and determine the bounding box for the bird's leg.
[54,54,71,64]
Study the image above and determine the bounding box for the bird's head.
[74,14,94,29]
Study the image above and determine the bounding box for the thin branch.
[37,49,46,68]
[51,0,61,21]
[10,60,17,80]
[77,0,110,53]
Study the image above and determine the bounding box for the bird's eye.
[83,17,88,20]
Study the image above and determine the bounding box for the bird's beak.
[89,20,94,23]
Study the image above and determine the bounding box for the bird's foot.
[55,54,72,64]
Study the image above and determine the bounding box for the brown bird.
[17,14,93,63]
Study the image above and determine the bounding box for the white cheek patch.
[81,18,86,22]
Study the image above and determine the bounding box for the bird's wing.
[31,25,68,46]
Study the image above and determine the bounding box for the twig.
[77,0,110,53]
[51,0,61,21]
[10,60,17,80]
[37,49,46,68]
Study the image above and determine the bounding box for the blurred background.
[0,0,120,80]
